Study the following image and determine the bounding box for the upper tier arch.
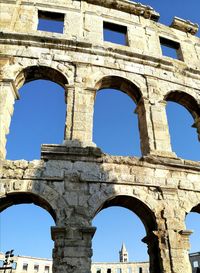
[95,75,142,103]
[14,65,69,90]
[165,91,200,119]
[93,194,157,233]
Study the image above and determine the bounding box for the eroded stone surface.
[0,1,200,273]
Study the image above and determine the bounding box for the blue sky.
[0,0,200,265]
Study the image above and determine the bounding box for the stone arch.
[191,203,200,214]
[165,91,200,120]
[93,75,143,155]
[5,65,69,159]
[0,179,69,225]
[184,195,200,217]
[92,194,162,273]
[95,75,142,103]
[0,62,72,159]
[0,188,60,264]
[93,194,157,234]
[0,191,56,223]
[84,68,147,96]
[165,90,200,142]
[177,190,200,220]
[14,65,69,90]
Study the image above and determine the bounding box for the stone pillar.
[142,231,167,273]
[0,79,19,159]
[135,76,177,157]
[64,84,96,147]
[51,226,96,273]
[150,99,176,157]
[136,98,176,157]
[192,116,200,141]
[143,228,190,273]
[136,98,154,156]
[167,229,193,273]
[64,85,75,141]
[158,194,193,273]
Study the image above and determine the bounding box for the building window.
[12,262,17,270]
[193,261,199,267]
[138,268,142,273]
[107,269,112,273]
[128,268,132,273]
[0,260,4,267]
[34,264,39,273]
[37,10,64,33]
[117,268,122,273]
[44,265,50,273]
[23,263,28,271]
[96,269,101,273]
[159,37,183,60]
[103,21,128,46]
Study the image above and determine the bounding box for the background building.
[0,245,149,273]
[91,244,149,273]
[189,252,200,273]
[119,244,129,263]
[1,248,199,273]
[0,253,52,273]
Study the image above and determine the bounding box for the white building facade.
[0,245,149,273]
[0,253,52,273]
[91,261,149,273]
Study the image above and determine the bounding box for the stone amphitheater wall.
[0,1,200,273]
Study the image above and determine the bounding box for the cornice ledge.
[82,0,160,21]
[142,155,200,171]
[170,16,199,35]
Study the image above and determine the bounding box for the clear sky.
[0,0,200,266]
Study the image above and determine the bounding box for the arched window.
[0,196,55,259]
[92,207,148,263]
[92,196,162,273]
[93,76,142,156]
[6,66,68,160]
[166,91,200,161]
[186,205,200,272]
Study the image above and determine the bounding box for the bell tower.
[119,243,129,262]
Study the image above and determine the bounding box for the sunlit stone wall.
[0,1,200,273]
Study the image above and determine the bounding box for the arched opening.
[92,195,162,273]
[15,66,68,90]
[186,204,200,272]
[0,193,55,270]
[92,207,148,262]
[6,66,68,160]
[93,76,142,156]
[166,91,200,161]
[0,192,56,222]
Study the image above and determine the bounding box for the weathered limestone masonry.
[0,1,200,273]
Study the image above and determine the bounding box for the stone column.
[143,227,190,273]
[149,99,176,157]
[135,98,154,156]
[136,76,176,157]
[51,226,96,273]
[158,194,193,273]
[64,84,96,147]
[167,229,193,273]
[64,85,75,141]
[142,231,168,273]
[136,98,176,157]
[0,79,19,159]
[192,116,200,141]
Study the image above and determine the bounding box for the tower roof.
[121,243,127,253]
